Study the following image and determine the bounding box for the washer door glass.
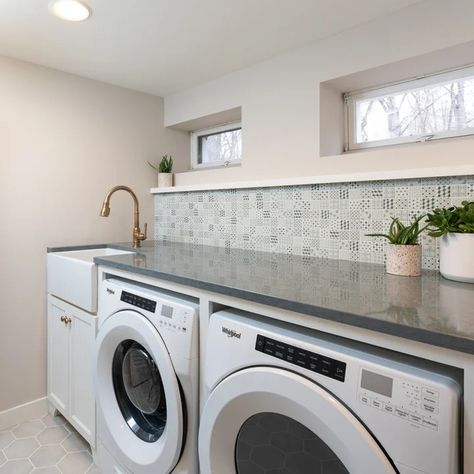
[236,412,348,474]
[113,339,167,442]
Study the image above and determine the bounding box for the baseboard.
[0,397,48,430]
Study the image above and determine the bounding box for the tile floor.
[0,413,100,473]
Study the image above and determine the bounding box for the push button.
[371,399,383,410]
[422,395,438,406]
[409,413,422,424]
[422,403,439,415]
[255,336,265,351]
[395,408,409,419]
[383,403,394,414]
[422,387,439,399]
[360,394,370,405]
[295,356,308,368]
[422,417,439,431]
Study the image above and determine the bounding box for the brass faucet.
[100,185,147,248]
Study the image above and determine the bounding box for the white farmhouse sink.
[47,248,133,313]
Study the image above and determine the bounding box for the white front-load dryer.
[94,277,199,474]
[199,309,462,474]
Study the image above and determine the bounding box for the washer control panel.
[119,289,192,334]
[358,368,440,431]
[256,334,346,382]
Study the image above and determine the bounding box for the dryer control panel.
[358,368,441,431]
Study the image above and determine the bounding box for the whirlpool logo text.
[222,327,241,339]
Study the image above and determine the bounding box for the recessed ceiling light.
[49,0,92,22]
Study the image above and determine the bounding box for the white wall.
[165,0,474,187]
[0,56,188,413]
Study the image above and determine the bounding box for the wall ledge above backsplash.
[150,165,474,194]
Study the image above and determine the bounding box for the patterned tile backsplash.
[154,175,474,269]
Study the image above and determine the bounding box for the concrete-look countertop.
[48,240,474,354]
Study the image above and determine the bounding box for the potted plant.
[148,155,174,188]
[426,201,474,283]
[367,215,427,277]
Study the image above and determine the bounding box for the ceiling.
[0,0,423,96]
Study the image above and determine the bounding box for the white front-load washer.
[94,276,199,474]
[199,309,462,474]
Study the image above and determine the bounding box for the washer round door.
[199,367,397,474]
[95,310,184,474]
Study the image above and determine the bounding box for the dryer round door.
[95,310,183,474]
[199,366,397,474]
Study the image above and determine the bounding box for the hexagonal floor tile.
[30,445,66,468]
[57,451,92,474]
[0,431,14,449]
[31,468,61,473]
[41,414,67,428]
[85,465,101,474]
[61,433,89,453]
[37,427,68,446]
[13,421,45,439]
[0,459,33,474]
[4,438,39,459]
[0,451,6,466]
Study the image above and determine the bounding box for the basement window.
[345,65,474,150]
[191,123,242,169]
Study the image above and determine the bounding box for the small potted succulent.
[367,215,427,277]
[148,155,174,188]
[427,201,474,283]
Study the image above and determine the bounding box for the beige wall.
[0,56,188,412]
[165,0,474,187]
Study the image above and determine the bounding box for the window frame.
[190,122,242,170]
[344,64,474,151]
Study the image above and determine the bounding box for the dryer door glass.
[236,412,348,473]
[112,339,167,443]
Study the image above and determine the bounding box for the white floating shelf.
[150,165,474,194]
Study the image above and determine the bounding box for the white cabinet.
[47,295,97,446]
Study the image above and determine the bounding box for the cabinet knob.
[66,317,72,326]
[60,315,67,323]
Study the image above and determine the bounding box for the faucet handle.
[137,223,147,242]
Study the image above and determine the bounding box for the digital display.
[361,369,393,398]
[161,304,174,318]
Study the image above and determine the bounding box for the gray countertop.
[48,241,474,354]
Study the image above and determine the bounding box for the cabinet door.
[69,308,97,446]
[47,295,70,415]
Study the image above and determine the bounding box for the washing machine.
[199,309,462,474]
[94,276,199,474]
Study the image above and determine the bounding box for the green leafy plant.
[366,215,427,245]
[426,201,474,237]
[148,155,173,173]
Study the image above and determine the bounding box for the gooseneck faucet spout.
[100,185,147,248]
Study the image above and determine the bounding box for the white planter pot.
[439,233,474,283]
[386,244,421,277]
[158,173,173,188]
